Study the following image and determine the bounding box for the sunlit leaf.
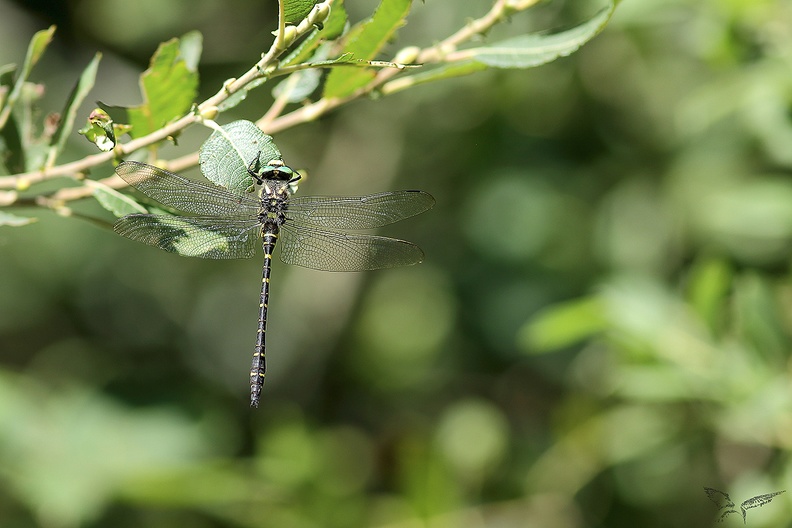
[102,32,201,139]
[178,31,202,71]
[78,108,116,152]
[456,3,615,69]
[221,3,348,113]
[323,0,412,98]
[518,296,608,353]
[686,257,732,335]
[382,61,487,94]
[87,179,148,218]
[159,216,233,257]
[281,0,348,67]
[0,376,212,528]
[0,211,36,226]
[49,53,101,161]
[216,77,267,113]
[198,120,282,195]
[284,0,320,25]
[273,69,322,102]
[0,26,55,131]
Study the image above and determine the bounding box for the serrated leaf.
[0,25,56,129]
[284,0,320,25]
[323,0,412,99]
[118,32,201,139]
[198,120,282,195]
[48,53,101,162]
[87,179,148,217]
[458,3,615,69]
[0,211,36,226]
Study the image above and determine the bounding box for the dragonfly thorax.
[258,187,289,226]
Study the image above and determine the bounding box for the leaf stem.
[0,0,548,206]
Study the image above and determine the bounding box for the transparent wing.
[704,488,734,509]
[741,491,785,512]
[286,191,435,230]
[116,160,260,216]
[279,225,424,271]
[114,214,261,259]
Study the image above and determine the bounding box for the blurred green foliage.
[1,0,792,527]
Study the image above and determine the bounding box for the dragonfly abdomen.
[250,227,279,408]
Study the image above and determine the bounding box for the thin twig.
[2,0,539,209]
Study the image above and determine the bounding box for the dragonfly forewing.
[114,214,261,259]
[113,157,433,407]
[116,161,260,216]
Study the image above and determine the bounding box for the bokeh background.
[2,0,792,526]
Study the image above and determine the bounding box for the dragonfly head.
[248,155,301,194]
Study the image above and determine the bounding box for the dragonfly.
[113,156,434,407]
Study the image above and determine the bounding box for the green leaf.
[0,63,16,110]
[0,211,36,226]
[457,3,616,69]
[49,53,102,162]
[216,77,267,113]
[110,32,201,139]
[0,111,24,174]
[282,0,348,67]
[686,257,732,335]
[198,120,282,195]
[284,0,320,25]
[323,0,412,99]
[382,61,487,95]
[273,69,322,102]
[0,378,211,528]
[220,2,349,113]
[126,215,233,257]
[87,179,148,217]
[169,221,231,257]
[78,108,116,152]
[518,296,608,353]
[178,31,203,71]
[0,25,56,129]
